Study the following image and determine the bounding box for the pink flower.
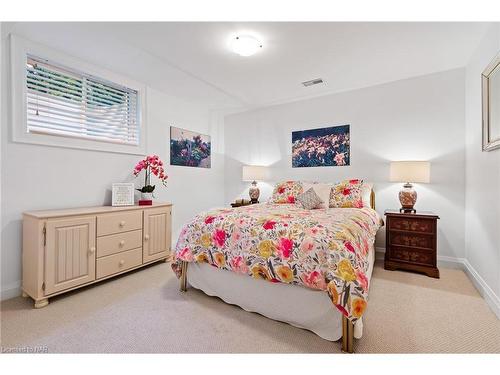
[231,256,248,274]
[300,237,315,252]
[301,270,326,290]
[178,247,193,262]
[230,228,241,245]
[278,186,286,194]
[342,188,351,196]
[356,271,369,292]
[277,237,293,258]
[287,196,295,204]
[263,220,277,230]
[212,229,226,248]
[204,216,215,224]
[345,241,355,253]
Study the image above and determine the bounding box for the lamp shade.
[390,161,430,183]
[242,165,268,181]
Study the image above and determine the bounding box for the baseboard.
[375,246,500,319]
[1,281,21,301]
[462,259,500,320]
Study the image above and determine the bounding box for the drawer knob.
[89,246,96,254]
[119,260,125,266]
[144,234,150,241]
[119,221,126,227]
[119,240,125,247]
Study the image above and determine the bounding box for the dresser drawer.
[389,232,434,249]
[97,211,142,236]
[388,246,435,266]
[388,217,435,233]
[97,229,143,258]
[96,247,142,279]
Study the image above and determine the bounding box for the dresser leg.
[34,298,49,309]
[21,291,29,298]
[180,261,188,292]
[341,316,354,353]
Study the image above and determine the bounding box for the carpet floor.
[1,261,499,353]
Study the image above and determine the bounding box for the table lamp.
[242,165,268,203]
[390,161,430,213]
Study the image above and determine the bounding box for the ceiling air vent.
[302,78,324,87]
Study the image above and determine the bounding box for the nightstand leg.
[180,261,188,292]
[341,316,354,353]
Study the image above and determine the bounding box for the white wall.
[465,23,500,315]
[0,23,236,299]
[224,69,466,259]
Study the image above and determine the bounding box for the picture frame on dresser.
[112,183,135,206]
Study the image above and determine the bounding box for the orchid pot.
[133,155,168,205]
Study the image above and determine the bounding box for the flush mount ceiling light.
[230,35,262,57]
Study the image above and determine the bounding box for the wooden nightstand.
[384,210,440,278]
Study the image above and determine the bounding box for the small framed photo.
[112,183,135,206]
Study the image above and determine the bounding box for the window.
[26,56,139,145]
[10,34,147,154]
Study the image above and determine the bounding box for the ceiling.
[97,22,490,110]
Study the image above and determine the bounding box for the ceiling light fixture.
[231,35,262,57]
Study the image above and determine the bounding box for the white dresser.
[22,202,172,308]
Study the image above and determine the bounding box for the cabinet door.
[45,216,96,295]
[143,207,171,263]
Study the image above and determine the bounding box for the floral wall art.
[292,124,350,167]
[170,126,211,168]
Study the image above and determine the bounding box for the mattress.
[186,242,376,341]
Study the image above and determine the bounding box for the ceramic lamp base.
[249,181,260,203]
[399,182,417,213]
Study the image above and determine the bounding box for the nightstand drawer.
[388,217,435,233]
[388,246,435,266]
[389,232,434,249]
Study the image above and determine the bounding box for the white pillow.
[361,182,373,208]
[301,182,332,209]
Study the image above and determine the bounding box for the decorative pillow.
[270,181,303,204]
[329,179,364,208]
[296,188,324,210]
[302,182,333,209]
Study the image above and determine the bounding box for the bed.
[172,186,382,353]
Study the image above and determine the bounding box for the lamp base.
[399,182,417,213]
[399,208,416,214]
[249,181,260,203]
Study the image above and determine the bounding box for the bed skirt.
[186,244,375,341]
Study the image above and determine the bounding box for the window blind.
[26,55,139,145]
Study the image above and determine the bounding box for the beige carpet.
[1,261,499,353]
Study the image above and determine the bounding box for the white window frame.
[10,34,147,155]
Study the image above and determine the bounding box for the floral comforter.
[172,203,382,322]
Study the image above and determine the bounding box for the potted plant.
[133,155,168,205]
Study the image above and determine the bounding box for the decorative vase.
[139,192,153,206]
[399,183,417,213]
